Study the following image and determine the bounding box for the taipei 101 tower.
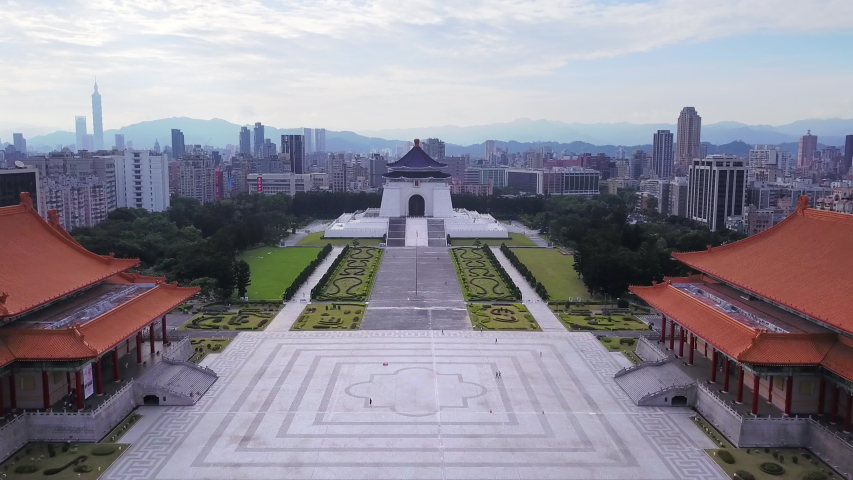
[92,80,104,150]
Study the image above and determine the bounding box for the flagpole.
[415,229,418,297]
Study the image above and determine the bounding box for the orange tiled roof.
[0,193,140,318]
[673,201,853,334]
[630,282,758,359]
[739,333,837,365]
[820,338,853,380]
[0,283,198,365]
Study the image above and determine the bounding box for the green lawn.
[313,247,383,301]
[468,303,540,331]
[557,313,651,332]
[693,415,839,480]
[597,337,641,363]
[509,248,586,301]
[292,303,366,330]
[238,246,322,300]
[450,233,536,246]
[451,247,518,301]
[296,232,382,246]
[190,338,233,363]
[0,443,128,479]
[178,304,280,331]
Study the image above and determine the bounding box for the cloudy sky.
[2,0,852,134]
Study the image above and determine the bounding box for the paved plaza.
[361,247,470,330]
[105,331,725,480]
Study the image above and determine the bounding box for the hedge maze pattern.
[450,246,520,302]
[313,246,383,301]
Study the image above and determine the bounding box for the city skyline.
[2,1,852,133]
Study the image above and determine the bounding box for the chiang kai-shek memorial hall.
[0,193,198,413]
[631,196,853,427]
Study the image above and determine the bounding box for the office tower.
[75,116,87,152]
[314,128,326,152]
[263,139,276,159]
[628,150,644,180]
[423,138,446,160]
[152,139,160,154]
[797,130,818,168]
[171,129,185,159]
[328,153,347,192]
[843,135,853,174]
[749,145,792,179]
[0,168,40,211]
[114,134,125,150]
[92,81,104,150]
[82,134,95,151]
[687,155,746,231]
[368,154,388,188]
[652,130,674,179]
[282,135,305,174]
[239,127,251,155]
[13,133,26,154]
[177,153,215,203]
[253,122,264,157]
[485,140,496,164]
[676,107,702,169]
[113,150,169,211]
[303,128,314,153]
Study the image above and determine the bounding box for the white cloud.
[1,0,852,133]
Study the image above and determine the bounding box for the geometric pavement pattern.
[103,331,726,480]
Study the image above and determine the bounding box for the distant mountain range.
[10,117,852,156]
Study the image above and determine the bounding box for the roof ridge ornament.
[19,192,33,209]
[414,138,420,147]
[0,291,8,316]
[48,210,61,229]
[797,195,809,215]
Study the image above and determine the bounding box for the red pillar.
[688,334,695,366]
[785,376,794,416]
[136,331,143,364]
[660,315,666,344]
[831,384,840,423]
[162,316,168,345]
[113,349,121,382]
[8,373,16,409]
[0,377,4,416]
[65,371,71,394]
[41,371,51,410]
[722,359,730,393]
[94,359,103,395]
[710,350,718,383]
[751,373,760,415]
[678,326,685,357]
[149,323,156,354]
[768,376,774,403]
[845,392,853,433]
[74,371,84,411]
[669,321,675,350]
[736,366,745,404]
[818,378,826,415]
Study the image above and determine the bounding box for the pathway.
[265,246,345,331]
[490,246,565,332]
[282,220,331,246]
[405,217,429,246]
[508,221,549,247]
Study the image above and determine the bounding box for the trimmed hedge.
[283,243,333,300]
[311,245,350,299]
[500,244,549,300]
[480,245,522,301]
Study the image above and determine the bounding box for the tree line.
[500,244,549,300]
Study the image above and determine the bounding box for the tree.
[234,260,251,298]
[189,277,217,298]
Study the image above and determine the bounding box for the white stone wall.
[378,181,454,218]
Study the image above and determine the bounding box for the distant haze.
[2,1,853,133]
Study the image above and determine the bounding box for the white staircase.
[615,362,695,405]
[138,359,217,406]
[405,217,429,246]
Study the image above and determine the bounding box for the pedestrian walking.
[495,338,498,344]
[369,398,372,406]
[540,351,542,357]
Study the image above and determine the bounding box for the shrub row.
[480,245,522,301]
[311,245,350,299]
[283,243,333,300]
[500,244,549,300]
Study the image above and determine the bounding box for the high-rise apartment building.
[652,130,674,179]
[82,134,95,151]
[253,122,264,158]
[177,154,215,203]
[314,128,326,153]
[628,150,644,180]
[368,154,387,189]
[797,130,818,168]
[749,145,792,179]
[92,81,104,150]
[423,138,446,160]
[844,135,853,174]
[303,128,314,153]
[328,153,347,192]
[13,133,26,154]
[676,107,702,170]
[686,155,746,231]
[171,129,185,159]
[114,150,169,211]
[0,168,40,211]
[485,140,496,164]
[75,116,87,152]
[282,135,305,174]
[114,134,125,151]
[263,139,276,159]
[239,127,251,155]
[153,139,161,154]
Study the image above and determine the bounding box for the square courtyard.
[105,331,725,479]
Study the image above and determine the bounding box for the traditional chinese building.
[631,196,853,428]
[0,193,198,413]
